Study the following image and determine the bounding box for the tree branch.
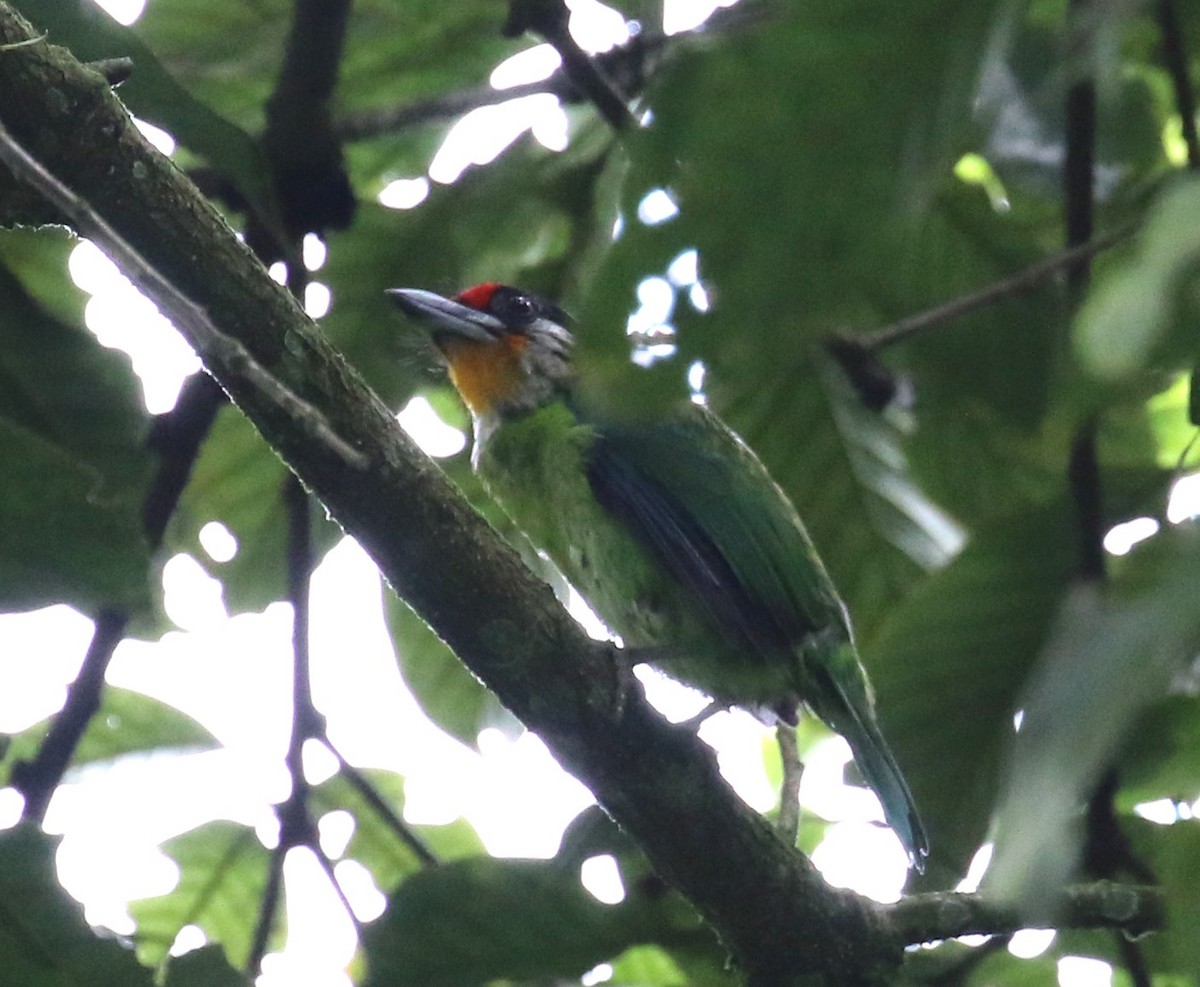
[333,6,762,143]
[259,0,355,245]
[885,881,1164,944]
[0,9,1166,981]
[13,609,126,821]
[1064,0,1107,585]
[1155,0,1200,171]
[842,227,1130,355]
[504,0,637,131]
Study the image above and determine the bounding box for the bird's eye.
[507,294,535,319]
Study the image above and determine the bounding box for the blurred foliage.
[2,0,1200,983]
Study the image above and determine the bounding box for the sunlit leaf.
[0,686,217,785]
[168,405,341,614]
[131,820,274,971]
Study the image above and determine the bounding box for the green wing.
[585,404,850,661]
[585,404,928,865]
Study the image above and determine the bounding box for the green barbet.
[389,282,928,869]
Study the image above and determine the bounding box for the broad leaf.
[868,501,1079,886]
[1076,177,1200,380]
[131,820,274,970]
[361,855,701,987]
[12,0,277,218]
[163,944,251,987]
[0,253,152,613]
[987,526,1200,906]
[0,824,153,986]
[169,405,340,614]
[1,686,217,785]
[310,769,483,893]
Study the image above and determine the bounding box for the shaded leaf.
[868,501,1079,886]
[1119,696,1200,809]
[1076,177,1200,380]
[361,856,699,987]
[0,251,152,614]
[163,944,251,987]
[13,0,277,217]
[383,590,516,750]
[578,2,991,628]
[0,824,152,986]
[987,526,1200,906]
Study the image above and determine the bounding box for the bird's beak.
[386,288,505,344]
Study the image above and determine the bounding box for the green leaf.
[0,417,151,613]
[609,945,689,985]
[1123,815,1200,984]
[868,501,1079,885]
[361,856,696,987]
[0,249,153,614]
[0,824,153,986]
[723,356,963,637]
[578,2,992,628]
[975,14,1165,207]
[384,591,517,750]
[169,405,340,614]
[131,820,274,971]
[136,0,520,130]
[1119,695,1200,809]
[1076,177,1200,380]
[12,0,277,219]
[310,769,483,893]
[987,526,1200,906]
[1,686,218,784]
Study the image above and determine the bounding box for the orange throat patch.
[441,335,528,417]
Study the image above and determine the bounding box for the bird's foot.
[605,643,644,721]
[671,699,731,734]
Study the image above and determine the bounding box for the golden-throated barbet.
[389,282,928,869]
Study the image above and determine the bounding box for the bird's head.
[388,283,575,420]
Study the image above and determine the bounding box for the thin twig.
[852,227,1130,353]
[334,7,765,143]
[326,745,440,868]
[14,610,127,821]
[246,844,286,974]
[14,373,226,820]
[927,935,1012,987]
[1065,0,1105,584]
[1116,932,1153,987]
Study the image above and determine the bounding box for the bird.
[388,282,928,869]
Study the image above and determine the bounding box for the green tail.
[809,652,928,871]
